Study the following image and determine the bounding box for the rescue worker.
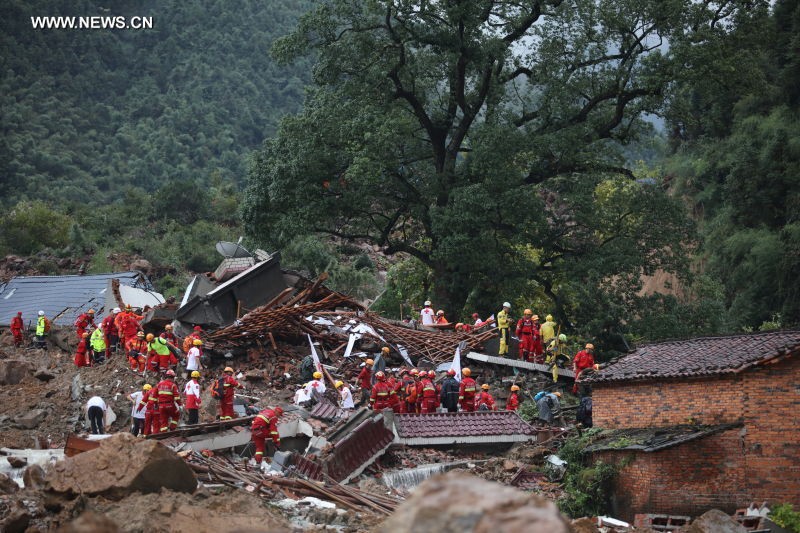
[536,391,564,426]
[184,370,202,424]
[219,367,241,420]
[74,309,96,340]
[545,333,571,382]
[497,302,511,356]
[458,368,477,412]
[160,324,179,346]
[136,383,159,435]
[472,313,482,327]
[118,305,143,346]
[35,310,49,349]
[420,300,435,325]
[10,311,24,347]
[358,358,373,405]
[156,370,181,432]
[129,384,149,436]
[101,308,120,357]
[530,314,544,362]
[371,347,389,386]
[419,370,439,413]
[90,325,106,365]
[515,309,539,362]
[506,385,521,411]
[305,371,327,396]
[435,310,448,325]
[186,338,203,373]
[440,368,460,413]
[476,384,497,411]
[251,406,282,465]
[74,332,91,367]
[386,369,402,411]
[336,380,355,410]
[182,325,203,353]
[403,369,419,413]
[370,371,393,411]
[540,314,557,345]
[126,331,149,372]
[148,335,177,372]
[573,343,596,394]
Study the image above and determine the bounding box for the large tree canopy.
[244,0,757,328]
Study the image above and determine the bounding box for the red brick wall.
[591,355,800,519]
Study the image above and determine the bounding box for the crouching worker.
[251,406,282,466]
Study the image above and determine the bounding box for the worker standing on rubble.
[184,370,202,424]
[420,300,435,325]
[573,343,596,394]
[86,395,107,435]
[10,312,24,348]
[118,305,142,346]
[336,381,355,410]
[545,334,570,382]
[540,315,557,345]
[535,391,564,426]
[148,334,178,372]
[370,371,393,411]
[386,369,402,411]
[435,310,448,325]
[371,347,388,386]
[440,369,460,413]
[74,332,91,367]
[186,339,203,373]
[251,406,282,465]
[35,310,49,350]
[137,384,159,435]
[506,385,521,411]
[160,324,179,346]
[101,308,120,357]
[515,309,538,362]
[218,366,242,420]
[182,325,203,353]
[74,309,96,340]
[156,369,181,432]
[358,358,373,405]
[458,368,477,412]
[531,314,544,362]
[420,370,439,413]
[403,369,419,413]
[476,384,497,411]
[126,331,149,372]
[497,302,511,357]
[129,384,149,436]
[90,325,106,365]
[305,371,327,397]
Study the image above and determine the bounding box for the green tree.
[0,201,72,255]
[245,0,740,319]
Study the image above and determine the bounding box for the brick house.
[584,331,800,520]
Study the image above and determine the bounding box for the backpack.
[576,397,593,427]
[210,377,225,399]
[43,317,52,333]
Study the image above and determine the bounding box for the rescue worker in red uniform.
[160,324,179,347]
[515,309,539,362]
[182,325,203,353]
[357,358,373,405]
[476,384,497,411]
[156,370,181,432]
[126,331,148,372]
[119,307,143,346]
[10,312,24,347]
[134,384,153,434]
[403,369,419,413]
[74,332,91,367]
[420,370,439,413]
[369,371,392,411]
[219,366,241,420]
[572,343,596,394]
[530,314,544,362]
[137,384,159,435]
[251,406,282,464]
[386,369,402,411]
[506,385,521,411]
[458,367,477,412]
[395,369,409,413]
[74,309,96,340]
[101,308,119,357]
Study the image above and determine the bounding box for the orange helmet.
[81,332,89,338]
[462,368,471,377]
[510,385,520,392]
[146,333,155,342]
[381,346,390,354]
[410,369,419,376]
[224,366,234,373]
[87,309,95,315]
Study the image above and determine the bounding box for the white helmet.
[38,310,45,316]
[113,307,121,313]
[424,300,432,306]
[503,302,511,308]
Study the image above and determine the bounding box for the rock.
[7,456,26,468]
[71,374,84,401]
[0,472,19,494]
[129,259,152,274]
[34,367,56,381]
[380,471,572,533]
[46,432,197,499]
[0,500,30,533]
[571,517,600,533]
[0,360,33,385]
[57,511,121,533]
[502,460,519,472]
[683,509,747,533]
[14,408,47,429]
[23,464,46,490]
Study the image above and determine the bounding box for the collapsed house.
[584,330,800,520]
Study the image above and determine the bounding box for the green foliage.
[371,257,433,319]
[516,400,539,424]
[556,428,619,518]
[770,503,800,533]
[0,201,72,255]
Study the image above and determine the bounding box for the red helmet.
[274,406,284,417]
[410,369,419,376]
[447,369,456,376]
[375,371,386,381]
[427,370,435,378]
[17,311,22,316]
[193,325,202,331]
[165,369,175,377]
[471,313,479,319]
[399,368,408,376]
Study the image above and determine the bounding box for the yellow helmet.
[462,368,471,377]
[481,384,490,390]
[191,371,201,378]
[224,367,234,373]
[193,339,203,346]
[146,333,155,342]
[546,314,553,322]
[335,380,344,388]
[143,384,152,391]
[365,358,374,366]
[313,371,322,379]
[510,385,520,392]
[523,309,532,316]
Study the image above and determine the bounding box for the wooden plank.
[465,351,575,378]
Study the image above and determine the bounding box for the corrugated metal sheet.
[0,271,153,327]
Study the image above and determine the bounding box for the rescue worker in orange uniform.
[101,308,120,357]
[506,385,521,411]
[74,309,96,340]
[403,369,419,413]
[10,312,24,347]
[219,366,241,420]
[515,309,539,362]
[118,305,142,346]
[125,331,149,372]
[251,406,282,465]
[420,370,439,413]
[74,332,91,367]
[369,371,392,411]
[156,370,181,432]
[435,310,448,325]
[476,384,497,411]
[357,358,373,405]
[182,325,203,353]
[160,324,179,346]
[458,367,477,412]
[573,343,596,394]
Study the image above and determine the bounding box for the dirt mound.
[380,471,572,533]
[682,509,747,533]
[46,433,197,498]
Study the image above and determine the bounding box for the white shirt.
[339,387,354,409]
[87,396,106,410]
[293,387,311,405]
[305,379,327,395]
[474,318,482,326]
[129,391,145,419]
[186,347,201,371]
[420,307,435,325]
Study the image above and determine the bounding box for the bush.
[770,503,800,533]
[0,201,72,255]
[556,429,620,518]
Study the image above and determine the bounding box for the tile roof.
[0,272,152,327]
[584,423,743,453]
[309,398,344,421]
[587,331,800,384]
[393,411,536,446]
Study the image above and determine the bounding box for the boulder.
[23,464,46,490]
[0,472,19,494]
[129,259,152,275]
[0,500,30,533]
[380,471,572,533]
[683,509,747,533]
[71,374,84,401]
[571,517,600,533]
[34,367,56,381]
[0,360,33,385]
[7,456,27,468]
[46,432,197,499]
[14,408,47,429]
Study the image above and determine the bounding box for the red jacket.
[222,374,240,401]
[358,367,372,389]
[252,408,281,445]
[506,392,520,411]
[459,377,477,401]
[156,379,181,406]
[74,313,96,332]
[574,350,595,375]
[476,391,496,411]
[515,318,539,339]
[421,378,437,398]
[184,379,201,409]
[10,316,23,331]
[101,315,116,336]
[370,380,392,410]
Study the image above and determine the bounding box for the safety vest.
[90,329,106,351]
[36,316,47,336]
[149,339,170,355]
